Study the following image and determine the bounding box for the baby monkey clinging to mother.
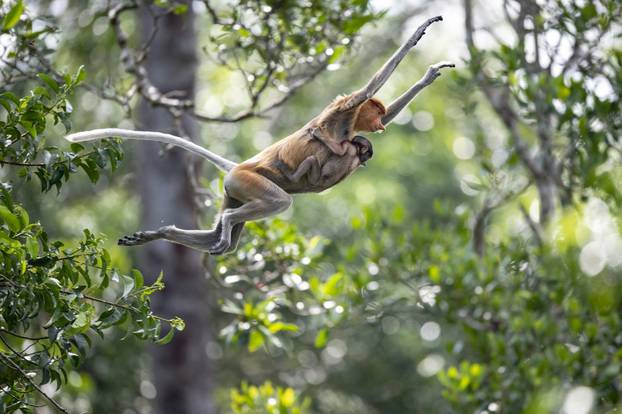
[66,16,453,255]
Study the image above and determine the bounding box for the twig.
[472,180,531,255]
[519,203,543,246]
[0,159,45,167]
[0,328,47,341]
[0,336,40,367]
[78,292,178,324]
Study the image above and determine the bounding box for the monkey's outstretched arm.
[382,62,455,126]
[343,16,444,111]
[65,128,237,172]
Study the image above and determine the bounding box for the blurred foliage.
[340,204,622,412]
[460,0,622,222]
[228,381,310,414]
[433,1,622,409]
[216,219,354,354]
[2,0,622,413]
[0,3,182,412]
[205,0,383,97]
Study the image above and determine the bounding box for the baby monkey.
[259,131,375,195]
[276,134,372,187]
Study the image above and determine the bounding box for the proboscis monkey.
[66,16,453,254]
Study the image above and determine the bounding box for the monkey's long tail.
[65,128,237,172]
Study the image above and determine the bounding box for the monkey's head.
[352,135,373,164]
[354,98,387,133]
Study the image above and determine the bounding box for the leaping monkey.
[66,16,453,254]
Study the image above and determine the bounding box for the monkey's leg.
[118,224,222,250]
[209,170,292,254]
[223,222,246,254]
[118,193,244,250]
[283,156,321,183]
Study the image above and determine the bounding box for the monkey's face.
[354,98,387,133]
[352,135,373,164]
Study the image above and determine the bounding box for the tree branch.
[519,203,543,246]
[106,2,331,124]
[0,329,47,341]
[464,0,542,179]
[0,159,45,167]
[472,179,530,256]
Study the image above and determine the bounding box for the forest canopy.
[0,0,621,413]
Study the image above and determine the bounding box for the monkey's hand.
[352,135,373,165]
[310,127,351,156]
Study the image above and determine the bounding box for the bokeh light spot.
[452,136,476,160]
[417,353,445,377]
[562,386,594,414]
[420,321,441,341]
[412,111,435,131]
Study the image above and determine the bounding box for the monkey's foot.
[207,239,230,255]
[118,230,162,246]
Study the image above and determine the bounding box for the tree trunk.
[536,175,557,226]
[137,3,215,413]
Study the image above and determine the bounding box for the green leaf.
[281,388,296,408]
[170,317,185,331]
[155,327,175,345]
[172,4,188,14]
[73,334,89,356]
[221,300,243,315]
[2,0,24,31]
[268,322,298,334]
[70,143,84,153]
[81,161,100,183]
[120,274,135,299]
[98,308,126,328]
[0,91,19,105]
[314,328,329,348]
[323,272,344,296]
[0,337,9,353]
[33,85,50,98]
[45,277,62,290]
[0,97,11,111]
[248,330,264,352]
[71,311,91,332]
[429,265,441,283]
[328,45,345,64]
[581,3,597,20]
[0,205,20,232]
[37,73,60,93]
[73,65,86,84]
[132,269,144,290]
[14,205,29,228]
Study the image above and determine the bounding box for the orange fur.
[354,98,386,132]
[232,94,384,196]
